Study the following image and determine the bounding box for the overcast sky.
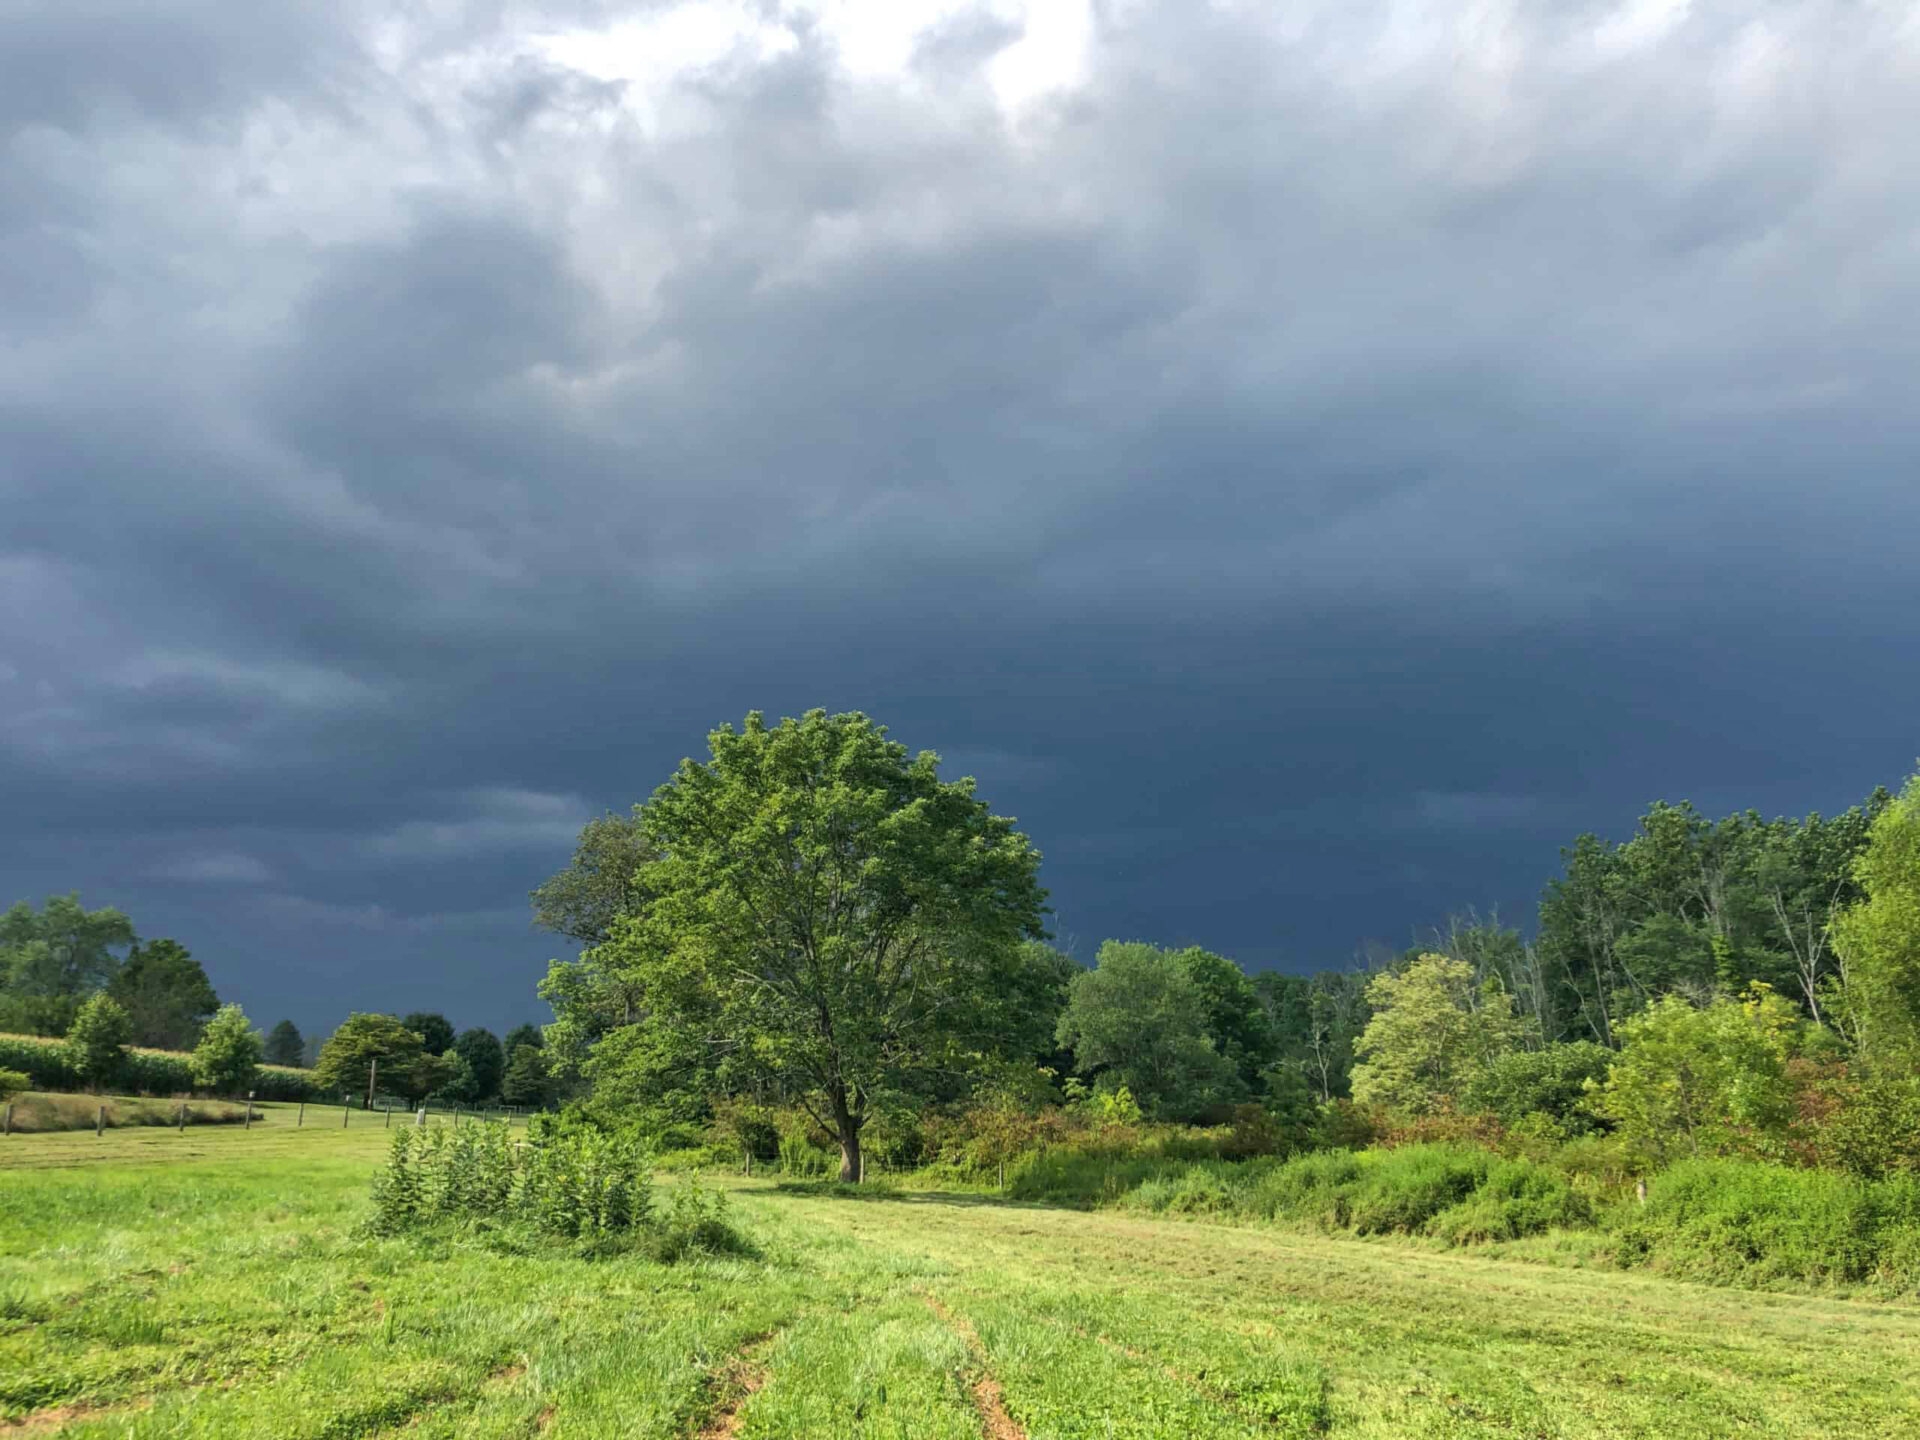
[4,0,1917,1039]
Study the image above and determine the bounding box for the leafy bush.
[191,1004,263,1096]
[0,1068,28,1102]
[64,994,133,1089]
[1013,1143,1587,1247]
[366,1119,750,1260]
[1429,1159,1593,1243]
[1608,1158,1920,1290]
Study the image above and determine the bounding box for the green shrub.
[1608,1158,1920,1289]
[365,1119,749,1261]
[0,1068,28,1102]
[1430,1159,1593,1243]
[1343,1146,1489,1235]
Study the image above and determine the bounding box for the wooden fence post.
[343,1103,350,1128]
[179,1102,187,1132]
[385,1104,392,1128]
[244,1091,254,1130]
[3,1103,11,1136]
[96,1103,105,1137]
[297,1101,305,1127]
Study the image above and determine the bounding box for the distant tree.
[0,894,136,1035]
[1056,942,1240,1121]
[504,1023,545,1056]
[501,1044,553,1107]
[1749,800,1882,1024]
[0,1068,28,1102]
[191,1004,263,1096]
[1832,776,1920,1064]
[1460,1041,1614,1129]
[1349,954,1528,1115]
[263,1019,305,1067]
[400,1011,456,1056]
[1257,969,1371,1102]
[1589,987,1803,1166]
[573,710,1048,1181]
[64,992,134,1091]
[532,810,658,950]
[108,938,218,1049]
[313,1013,426,1108]
[1173,947,1277,1091]
[419,1049,473,1103]
[451,1027,505,1101]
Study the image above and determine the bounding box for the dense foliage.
[512,714,1920,1297]
[366,1118,742,1259]
[190,1003,264,1096]
[545,710,1049,1180]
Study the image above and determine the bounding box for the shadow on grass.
[762,1180,1052,1211]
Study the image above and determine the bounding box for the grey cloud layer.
[3,0,1917,1031]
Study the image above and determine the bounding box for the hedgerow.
[0,1033,320,1099]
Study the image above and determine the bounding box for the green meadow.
[5,1117,1918,1439]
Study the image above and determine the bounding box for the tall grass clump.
[366,1120,748,1261]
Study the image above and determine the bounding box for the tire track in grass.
[691,1330,781,1439]
[921,1295,1026,1440]
[2,1397,154,1436]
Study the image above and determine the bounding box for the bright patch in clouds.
[532,0,1093,118]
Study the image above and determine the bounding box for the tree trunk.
[829,1082,862,1183]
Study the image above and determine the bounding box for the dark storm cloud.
[3,0,1917,1032]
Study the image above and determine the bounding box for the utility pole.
[366,1054,378,1111]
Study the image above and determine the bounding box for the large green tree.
[1056,941,1239,1121]
[1349,954,1528,1115]
[531,811,657,948]
[574,710,1048,1180]
[108,938,218,1049]
[400,1011,456,1056]
[451,1027,505,1102]
[0,894,136,1035]
[1172,947,1277,1092]
[1832,775,1920,1064]
[313,1013,427,1107]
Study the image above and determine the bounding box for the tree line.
[0,896,553,1107]
[530,710,1920,1184]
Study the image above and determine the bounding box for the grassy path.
[3,1126,1917,1437]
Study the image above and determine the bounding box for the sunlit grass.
[3,1125,1919,1437]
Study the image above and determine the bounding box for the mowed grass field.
[4,1116,1920,1438]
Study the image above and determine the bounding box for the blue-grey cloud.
[2,0,1916,1034]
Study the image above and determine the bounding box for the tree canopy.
[1349,954,1528,1115]
[192,1004,263,1095]
[1056,941,1239,1121]
[314,1013,431,1107]
[568,709,1048,1179]
[0,894,135,1035]
[400,1011,456,1056]
[109,938,218,1049]
[263,1020,305,1068]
